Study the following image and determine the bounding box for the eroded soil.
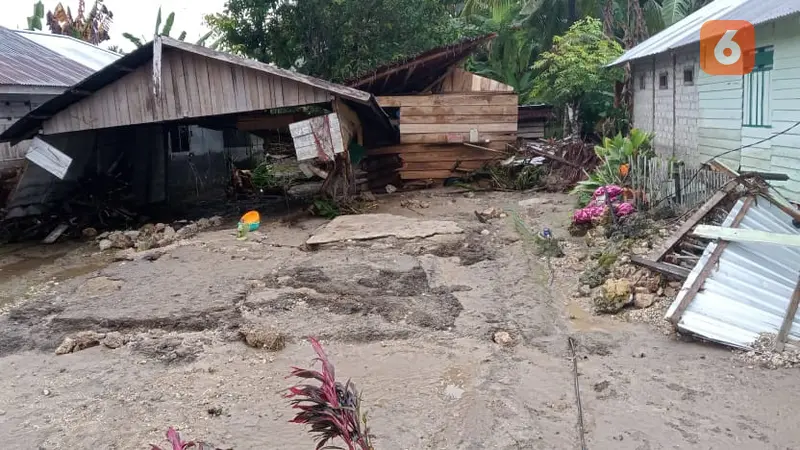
[1,189,798,449]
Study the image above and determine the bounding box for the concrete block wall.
[630,49,700,161]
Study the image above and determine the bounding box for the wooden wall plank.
[244,68,259,112]
[160,51,177,119]
[170,51,189,118]
[193,55,213,116]
[401,105,517,116]
[378,93,518,107]
[181,53,202,117]
[401,132,516,145]
[232,65,248,111]
[400,114,517,124]
[401,123,517,134]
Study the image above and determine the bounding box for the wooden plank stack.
[366,70,518,183]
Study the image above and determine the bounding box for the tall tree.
[45,0,113,44]
[206,0,469,82]
[26,1,45,31]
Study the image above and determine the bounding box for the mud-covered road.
[1,189,798,449]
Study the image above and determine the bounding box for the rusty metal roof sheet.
[612,0,800,66]
[0,26,97,88]
[665,196,800,349]
[345,33,497,95]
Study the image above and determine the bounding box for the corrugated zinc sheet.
[665,196,800,349]
[613,0,800,65]
[0,26,96,88]
[15,30,120,71]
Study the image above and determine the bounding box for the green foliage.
[312,198,341,220]
[26,1,44,31]
[251,162,279,191]
[206,0,469,82]
[571,128,654,197]
[489,164,543,191]
[125,7,192,48]
[532,18,624,133]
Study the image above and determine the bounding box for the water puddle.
[566,301,620,333]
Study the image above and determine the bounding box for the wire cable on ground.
[568,337,587,450]
[649,120,800,211]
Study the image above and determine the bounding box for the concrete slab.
[307,213,463,245]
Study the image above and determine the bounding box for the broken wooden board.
[26,137,72,180]
[289,113,344,161]
[306,213,463,245]
[630,255,691,280]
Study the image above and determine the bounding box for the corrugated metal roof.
[14,30,120,71]
[0,36,395,144]
[0,26,96,88]
[612,0,800,65]
[665,196,800,349]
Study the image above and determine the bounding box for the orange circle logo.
[700,20,756,75]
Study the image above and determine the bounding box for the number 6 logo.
[701,20,755,75]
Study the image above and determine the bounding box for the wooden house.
[348,35,519,184]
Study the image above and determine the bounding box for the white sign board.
[289,113,344,161]
[26,137,72,180]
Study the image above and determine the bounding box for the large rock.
[98,239,113,251]
[240,327,286,351]
[108,231,134,249]
[176,223,199,239]
[594,278,632,314]
[307,213,463,245]
[634,293,656,309]
[55,331,105,355]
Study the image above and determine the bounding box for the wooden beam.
[709,160,800,224]
[776,277,800,352]
[692,225,800,247]
[630,255,691,280]
[377,93,518,108]
[653,185,734,262]
[669,196,755,325]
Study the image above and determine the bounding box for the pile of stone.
[88,216,223,252]
[736,334,800,369]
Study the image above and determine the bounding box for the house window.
[639,74,646,90]
[659,72,669,89]
[743,46,774,128]
[683,67,694,85]
[169,126,191,153]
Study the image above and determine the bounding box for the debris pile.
[735,334,800,369]
[93,216,223,251]
[523,138,600,190]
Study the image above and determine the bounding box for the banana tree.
[26,1,45,31]
[124,7,214,48]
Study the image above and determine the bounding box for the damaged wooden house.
[346,34,522,187]
[0,36,395,231]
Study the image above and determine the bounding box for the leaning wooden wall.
[377,93,518,147]
[43,49,332,135]
[439,68,515,94]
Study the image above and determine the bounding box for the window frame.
[742,46,774,129]
[658,72,669,90]
[683,66,694,85]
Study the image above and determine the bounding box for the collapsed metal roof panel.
[611,0,800,66]
[666,196,800,349]
[0,26,97,88]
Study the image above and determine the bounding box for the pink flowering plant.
[573,184,635,224]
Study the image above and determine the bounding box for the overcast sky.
[2,0,227,52]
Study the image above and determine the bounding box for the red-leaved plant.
[150,427,223,450]
[286,337,373,450]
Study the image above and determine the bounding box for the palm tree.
[660,0,713,27]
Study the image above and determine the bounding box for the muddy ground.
[0,189,798,449]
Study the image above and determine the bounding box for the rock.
[481,229,490,236]
[197,218,211,230]
[55,337,76,355]
[209,216,223,227]
[140,223,156,235]
[42,389,51,397]
[240,327,286,351]
[102,332,126,349]
[634,293,656,309]
[55,331,104,355]
[385,184,397,194]
[124,230,140,240]
[136,236,158,251]
[82,227,98,238]
[668,281,682,289]
[578,284,592,296]
[493,331,514,346]
[98,239,113,251]
[481,207,501,219]
[176,223,199,239]
[108,231,134,249]
[518,197,553,208]
[360,191,376,202]
[464,191,476,198]
[664,286,678,297]
[96,231,110,240]
[155,223,166,232]
[594,279,632,314]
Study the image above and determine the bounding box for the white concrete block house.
[613,0,800,202]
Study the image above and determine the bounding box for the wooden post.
[669,196,754,325]
[775,277,800,352]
